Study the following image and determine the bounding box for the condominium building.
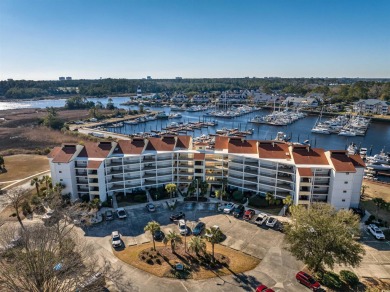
[353,99,389,115]
[48,136,365,210]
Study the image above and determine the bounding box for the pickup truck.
[254,213,268,226]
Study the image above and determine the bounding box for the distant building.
[175,77,182,80]
[353,99,389,115]
[137,86,142,98]
[59,77,65,81]
[66,77,72,80]
[282,96,319,108]
[172,93,187,102]
[192,94,209,103]
[147,76,152,80]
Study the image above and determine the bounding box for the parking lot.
[83,202,308,291]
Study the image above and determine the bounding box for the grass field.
[360,180,390,222]
[114,240,260,280]
[0,155,49,184]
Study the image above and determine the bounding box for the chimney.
[306,145,310,152]
[272,142,275,147]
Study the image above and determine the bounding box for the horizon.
[1,0,390,80]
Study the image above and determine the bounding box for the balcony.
[260,164,277,171]
[245,160,258,167]
[124,175,140,180]
[76,179,88,184]
[123,159,139,165]
[157,156,172,162]
[178,156,194,161]
[177,164,194,169]
[77,186,89,192]
[276,183,293,190]
[258,179,275,187]
[144,172,156,178]
[277,175,293,182]
[298,199,310,204]
[315,171,331,177]
[110,169,123,175]
[110,177,123,182]
[259,172,276,179]
[143,156,156,162]
[143,165,156,170]
[230,159,244,165]
[243,176,257,183]
[299,191,311,196]
[313,191,329,195]
[107,161,122,167]
[178,178,193,183]
[244,168,258,175]
[157,164,172,170]
[230,173,243,180]
[125,166,141,172]
[300,181,312,187]
[109,184,123,191]
[158,178,172,183]
[75,170,88,176]
[75,162,87,168]
[243,184,257,191]
[278,166,294,174]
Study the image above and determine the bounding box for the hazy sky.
[0,0,389,80]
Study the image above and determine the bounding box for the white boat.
[169,113,182,119]
[311,127,330,134]
[359,148,367,156]
[338,130,356,136]
[347,143,358,155]
[124,120,138,125]
[365,163,390,171]
[156,112,169,119]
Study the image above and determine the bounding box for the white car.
[146,203,156,212]
[368,224,385,240]
[178,219,188,235]
[116,208,127,219]
[111,231,122,248]
[223,203,235,214]
[265,217,277,228]
[254,213,268,225]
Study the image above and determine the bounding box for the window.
[60,179,63,182]
[344,181,348,184]
[342,199,345,202]
[59,171,62,173]
[343,190,347,193]
[346,172,349,175]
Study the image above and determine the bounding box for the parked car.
[192,222,205,236]
[243,209,256,220]
[105,210,114,221]
[296,271,321,290]
[232,205,245,218]
[256,284,275,292]
[255,213,268,225]
[368,224,385,240]
[178,219,188,235]
[153,230,165,241]
[146,203,156,212]
[223,203,235,214]
[116,208,127,219]
[170,212,185,221]
[111,231,122,248]
[276,221,288,233]
[265,217,277,228]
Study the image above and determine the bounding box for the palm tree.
[40,175,52,190]
[0,155,5,170]
[266,192,274,206]
[165,183,177,199]
[188,236,206,257]
[282,195,293,215]
[30,177,41,196]
[361,184,369,198]
[205,226,224,262]
[144,221,161,251]
[163,231,182,253]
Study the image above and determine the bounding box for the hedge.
[248,195,269,208]
[322,271,343,290]
[340,270,359,287]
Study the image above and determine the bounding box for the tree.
[266,192,274,206]
[30,177,41,196]
[372,198,386,219]
[40,175,52,190]
[188,236,206,257]
[0,224,127,292]
[199,179,208,195]
[163,231,182,253]
[4,187,27,230]
[144,221,161,251]
[205,226,224,262]
[106,98,115,110]
[0,155,5,170]
[165,183,177,199]
[285,203,365,273]
[361,184,369,198]
[283,195,293,215]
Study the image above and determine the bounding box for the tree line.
[1,78,389,102]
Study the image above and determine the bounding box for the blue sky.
[0,0,389,80]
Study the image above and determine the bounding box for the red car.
[256,284,274,292]
[296,271,321,290]
[243,209,255,220]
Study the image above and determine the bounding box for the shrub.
[322,271,343,290]
[31,195,41,205]
[134,194,147,203]
[368,215,376,221]
[275,199,282,206]
[340,270,359,287]
[21,201,32,215]
[81,194,90,202]
[248,195,268,208]
[233,191,244,202]
[101,200,110,207]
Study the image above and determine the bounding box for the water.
[105,107,390,154]
[1,97,389,154]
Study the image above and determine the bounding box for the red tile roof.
[297,168,313,177]
[349,154,366,168]
[176,136,191,149]
[145,137,176,151]
[291,146,329,165]
[258,141,290,159]
[214,136,229,150]
[194,153,205,160]
[47,147,61,159]
[51,144,78,163]
[78,142,113,158]
[115,139,145,155]
[228,138,258,154]
[87,160,103,169]
[329,151,356,172]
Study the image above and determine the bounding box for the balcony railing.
[243,184,257,191]
[75,171,87,176]
[110,169,123,175]
[75,162,87,168]
[259,172,276,179]
[143,156,156,162]
[245,161,258,167]
[260,164,277,171]
[157,156,172,162]
[143,165,156,170]
[243,176,257,183]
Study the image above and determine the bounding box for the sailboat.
[311,107,330,134]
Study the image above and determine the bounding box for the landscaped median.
[113,238,260,280]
